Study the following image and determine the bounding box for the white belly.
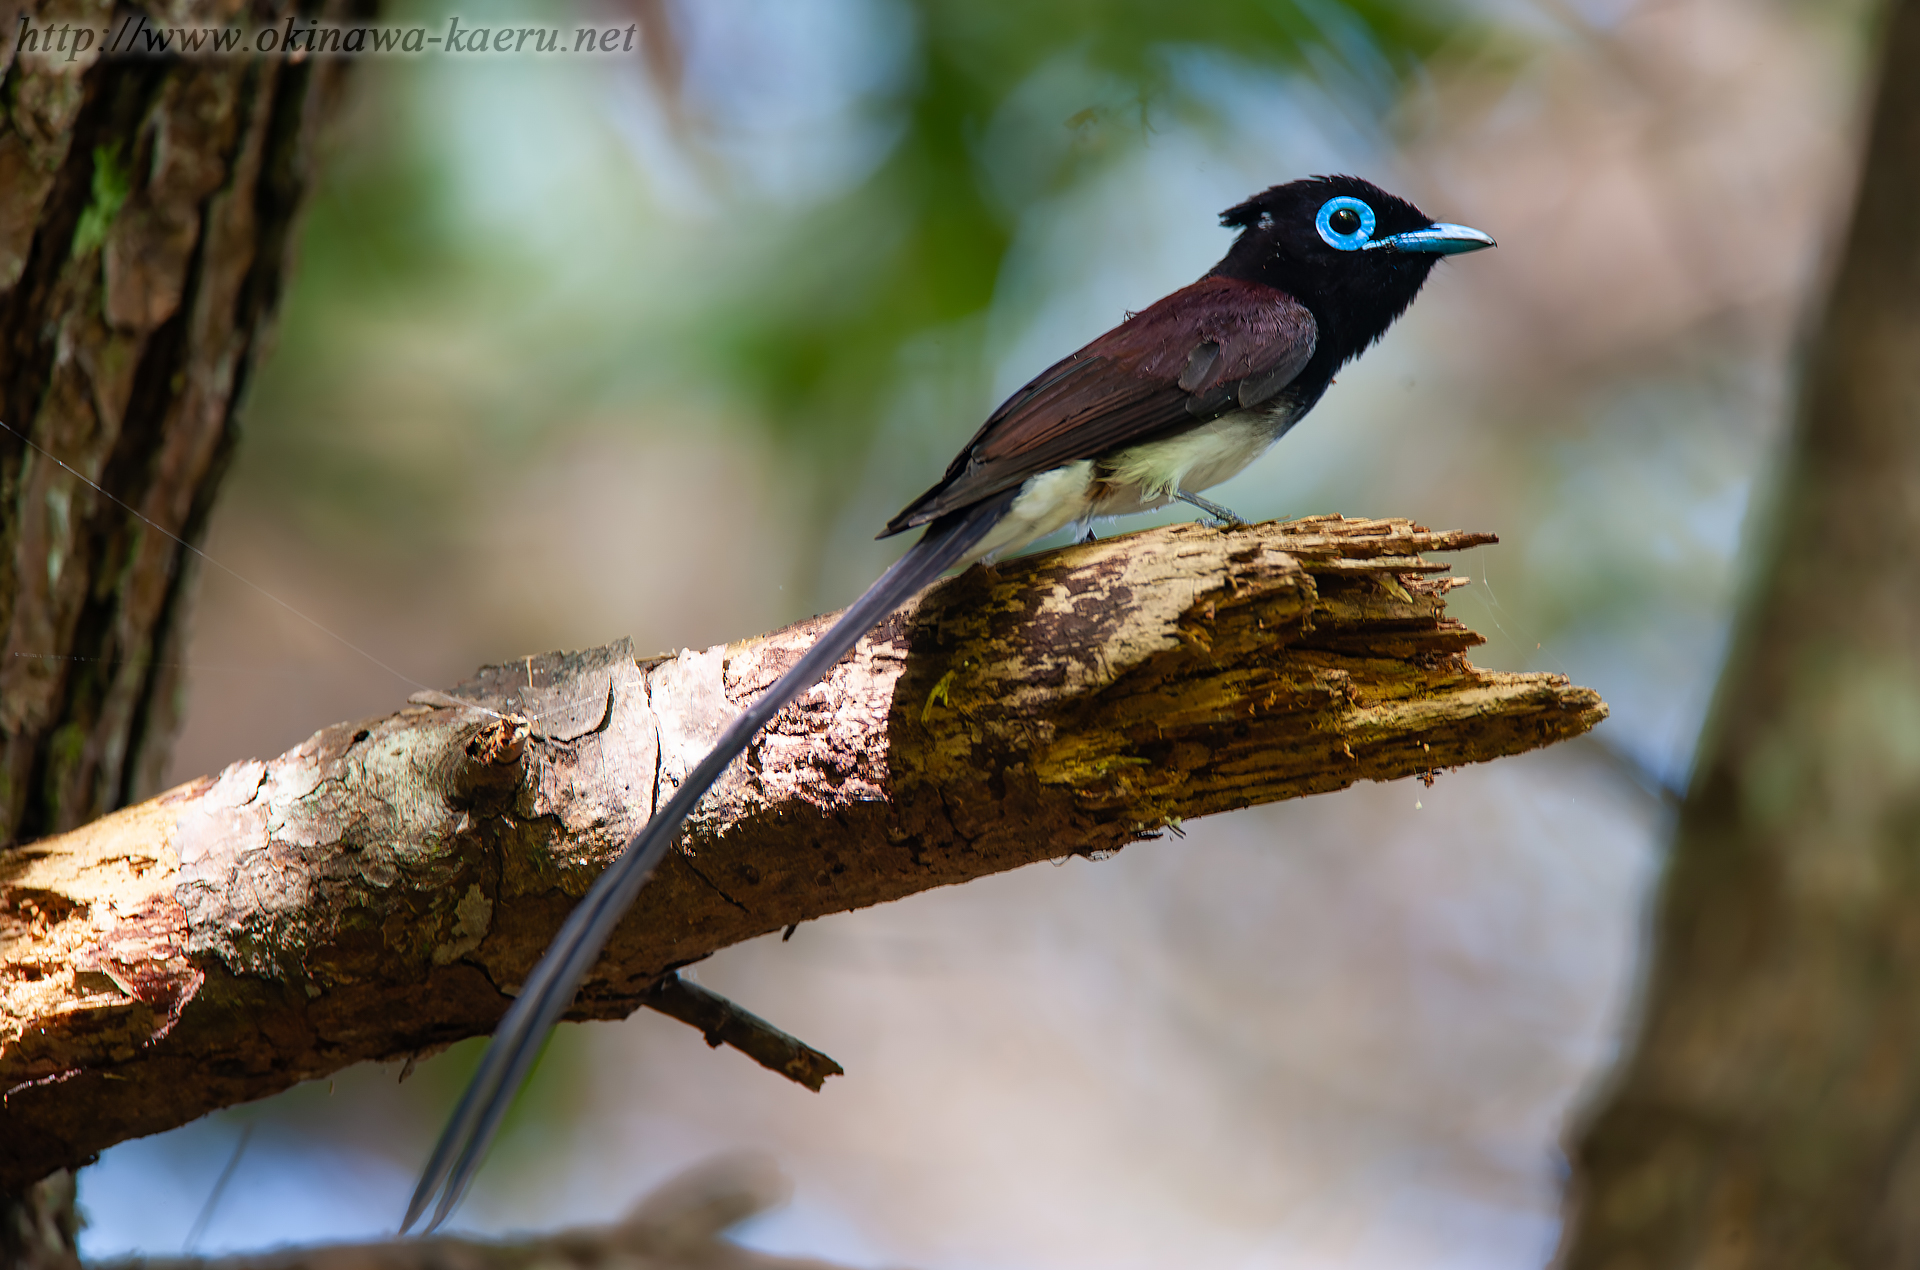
[964,461,1099,563]
[1092,410,1285,517]
[956,406,1294,566]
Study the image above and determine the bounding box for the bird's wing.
[884,275,1317,535]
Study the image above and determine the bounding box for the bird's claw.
[1176,491,1249,527]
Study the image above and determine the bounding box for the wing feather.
[884,275,1317,534]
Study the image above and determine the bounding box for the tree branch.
[97,1155,856,1270]
[640,974,844,1093]
[0,515,1605,1190]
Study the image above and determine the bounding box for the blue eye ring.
[1315,196,1376,251]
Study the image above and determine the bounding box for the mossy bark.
[0,0,362,846]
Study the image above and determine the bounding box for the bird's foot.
[1076,520,1099,544]
[1177,491,1249,527]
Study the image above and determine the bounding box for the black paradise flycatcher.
[404,175,1495,1232]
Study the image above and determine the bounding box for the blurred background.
[72,0,1872,1264]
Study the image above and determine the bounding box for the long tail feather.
[402,491,1016,1234]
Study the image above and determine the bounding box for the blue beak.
[1365,222,1496,255]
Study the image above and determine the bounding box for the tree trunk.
[1557,0,1920,1263]
[0,0,360,844]
[1,0,364,1255]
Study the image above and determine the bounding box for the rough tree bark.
[0,0,366,844]
[1,514,1606,1198]
[1557,0,1920,1264]
[0,0,367,1261]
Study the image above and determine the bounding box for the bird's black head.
[1211,175,1493,370]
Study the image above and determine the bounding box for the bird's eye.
[1315,196,1376,251]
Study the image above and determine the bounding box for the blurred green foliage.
[705,0,1453,461]
[243,0,1458,1142]
[261,0,1459,549]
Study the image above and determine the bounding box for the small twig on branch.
[642,974,844,1092]
[0,515,1606,1191]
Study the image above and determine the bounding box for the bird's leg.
[1177,491,1248,526]
[1075,516,1098,544]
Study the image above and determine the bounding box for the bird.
[403,174,1494,1233]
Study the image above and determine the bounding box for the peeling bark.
[0,514,1606,1191]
